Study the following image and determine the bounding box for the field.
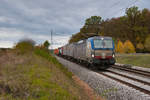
[116,53,150,68]
[0,49,100,100]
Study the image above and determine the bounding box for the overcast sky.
[0,0,150,49]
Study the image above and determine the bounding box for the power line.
[98,0,121,17]
[104,0,139,18]
[109,0,122,9]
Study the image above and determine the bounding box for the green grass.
[34,48,73,78]
[116,54,150,68]
[0,49,89,100]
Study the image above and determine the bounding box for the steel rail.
[111,65,150,77]
[98,72,150,95]
[106,69,150,86]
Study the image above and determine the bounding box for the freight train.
[54,36,116,69]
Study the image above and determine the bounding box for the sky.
[0,0,150,49]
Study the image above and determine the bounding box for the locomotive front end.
[90,37,115,65]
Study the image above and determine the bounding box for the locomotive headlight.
[92,54,95,58]
[112,54,115,58]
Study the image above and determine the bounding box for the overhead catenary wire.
[105,0,139,18]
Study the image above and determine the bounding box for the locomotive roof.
[62,36,113,47]
[87,36,112,40]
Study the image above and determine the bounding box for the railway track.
[98,71,150,95]
[101,65,150,95]
[111,65,150,77]
[96,65,150,95]
[106,69,150,86]
[83,64,150,96]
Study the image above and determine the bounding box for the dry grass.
[0,49,96,100]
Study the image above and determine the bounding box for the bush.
[124,40,136,53]
[144,35,150,52]
[115,40,125,53]
[43,40,50,49]
[15,39,35,54]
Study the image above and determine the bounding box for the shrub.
[15,39,35,54]
[124,40,136,53]
[144,35,150,52]
[43,40,50,49]
[115,40,125,53]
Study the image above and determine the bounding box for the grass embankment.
[0,49,91,100]
[116,54,150,68]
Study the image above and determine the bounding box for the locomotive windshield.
[94,39,113,49]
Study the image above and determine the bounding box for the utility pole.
[50,29,53,50]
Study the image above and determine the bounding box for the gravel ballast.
[56,56,150,100]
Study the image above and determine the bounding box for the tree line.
[69,6,150,53]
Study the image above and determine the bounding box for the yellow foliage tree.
[144,35,150,52]
[124,40,136,53]
[116,40,124,53]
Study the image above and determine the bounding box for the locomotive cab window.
[103,39,113,48]
[93,39,103,48]
[94,39,113,49]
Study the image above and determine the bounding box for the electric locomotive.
[58,36,116,69]
[85,36,115,66]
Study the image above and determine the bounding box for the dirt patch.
[72,75,104,100]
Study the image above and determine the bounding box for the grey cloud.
[0,0,150,48]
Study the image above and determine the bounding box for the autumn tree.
[43,40,50,49]
[69,16,103,43]
[125,6,149,45]
[126,6,141,27]
[69,32,84,43]
[85,16,102,25]
[144,35,150,52]
[116,40,124,53]
[81,16,102,34]
[100,7,150,47]
[124,40,136,53]
[136,42,144,52]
